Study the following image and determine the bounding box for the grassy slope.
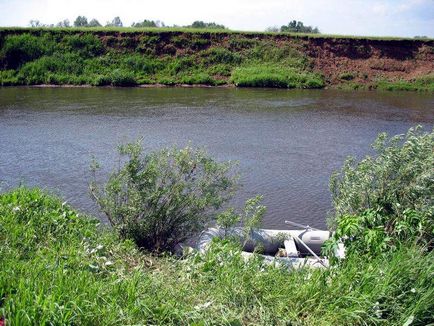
[1,187,433,325]
[1,28,433,90]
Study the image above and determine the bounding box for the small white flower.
[410,288,416,293]
[194,301,213,310]
[12,206,20,212]
[96,245,104,250]
[104,261,114,266]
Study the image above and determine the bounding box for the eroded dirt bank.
[1,28,433,89]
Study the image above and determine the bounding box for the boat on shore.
[196,222,345,269]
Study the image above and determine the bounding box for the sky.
[0,0,433,37]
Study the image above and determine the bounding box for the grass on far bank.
[1,187,433,325]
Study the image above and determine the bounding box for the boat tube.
[196,227,336,269]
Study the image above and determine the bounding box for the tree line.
[29,17,228,29]
[29,16,320,34]
[266,20,320,33]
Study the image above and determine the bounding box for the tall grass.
[1,187,433,325]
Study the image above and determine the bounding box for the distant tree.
[132,19,158,28]
[74,16,89,27]
[106,16,123,27]
[88,19,102,27]
[29,20,41,27]
[56,19,70,28]
[265,26,279,33]
[188,21,226,29]
[280,20,320,34]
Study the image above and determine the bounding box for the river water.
[0,87,433,229]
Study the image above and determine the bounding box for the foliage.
[132,20,165,28]
[326,126,434,256]
[187,21,226,30]
[0,34,49,69]
[74,16,88,27]
[106,16,123,27]
[90,141,238,252]
[1,189,433,324]
[376,75,434,92]
[231,65,324,88]
[280,20,320,34]
[88,19,102,27]
[216,195,266,237]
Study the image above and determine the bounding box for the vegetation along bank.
[0,28,433,90]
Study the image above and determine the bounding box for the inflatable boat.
[196,221,345,269]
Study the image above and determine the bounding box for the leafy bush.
[90,142,238,251]
[179,72,216,85]
[327,127,434,256]
[201,47,242,65]
[63,33,104,57]
[0,34,47,69]
[231,65,324,88]
[110,69,137,86]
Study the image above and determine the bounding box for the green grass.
[1,187,433,325]
[375,75,434,92]
[231,65,324,88]
[1,27,433,41]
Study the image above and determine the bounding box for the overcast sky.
[1,0,433,37]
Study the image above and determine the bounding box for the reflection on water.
[1,87,433,228]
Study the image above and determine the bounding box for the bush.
[0,34,47,69]
[327,126,434,256]
[110,69,137,86]
[90,142,238,251]
[231,65,324,88]
[63,33,104,57]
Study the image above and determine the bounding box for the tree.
[106,16,123,27]
[88,19,102,27]
[74,16,88,27]
[131,19,158,28]
[188,21,226,29]
[56,19,70,28]
[29,20,41,27]
[280,20,320,34]
[90,142,239,252]
[265,26,279,33]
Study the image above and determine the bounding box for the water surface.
[1,87,433,229]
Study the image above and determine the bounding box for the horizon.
[1,0,433,38]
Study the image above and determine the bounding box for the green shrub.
[0,34,47,69]
[110,69,137,86]
[180,72,216,85]
[339,72,355,81]
[90,141,238,251]
[327,126,434,256]
[231,65,324,88]
[201,47,242,65]
[63,33,104,57]
[121,54,163,74]
[0,69,19,85]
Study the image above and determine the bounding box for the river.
[1,87,433,228]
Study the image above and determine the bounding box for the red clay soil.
[303,38,434,86]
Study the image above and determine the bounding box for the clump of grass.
[376,75,434,91]
[231,65,324,88]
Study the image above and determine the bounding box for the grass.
[1,187,433,325]
[1,27,433,41]
[375,75,434,92]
